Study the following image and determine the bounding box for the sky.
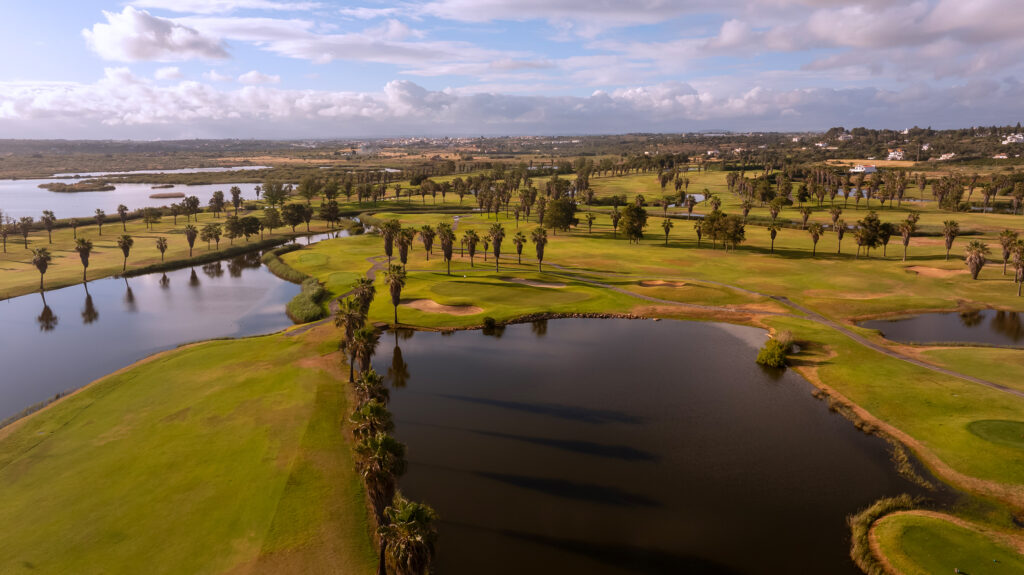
[1,0,1023,139]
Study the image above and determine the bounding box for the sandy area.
[502,277,567,288]
[639,280,688,288]
[905,266,967,278]
[402,299,483,315]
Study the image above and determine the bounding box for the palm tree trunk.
[378,542,387,575]
[349,350,356,382]
[394,306,398,325]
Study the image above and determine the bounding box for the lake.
[373,319,930,575]
[0,180,266,220]
[860,309,1024,347]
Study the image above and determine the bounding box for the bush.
[483,317,497,329]
[286,277,328,323]
[756,331,793,368]
[847,495,920,575]
[262,248,310,284]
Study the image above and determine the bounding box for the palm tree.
[95,209,106,235]
[661,218,673,246]
[942,220,960,261]
[336,297,367,381]
[584,213,596,234]
[75,238,93,282]
[999,229,1019,275]
[353,276,377,315]
[1012,240,1024,296]
[829,206,842,229]
[900,212,919,262]
[513,231,526,264]
[353,368,389,406]
[767,224,781,254]
[964,240,990,280]
[381,219,401,264]
[800,206,813,229]
[351,326,380,374]
[32,247,51,292]
[610,208,621,237]
[117,204,129,231]
[355,432,407,526]
[156,237,168,261]
[419,225,436,260]
[694,221,703,247]
[437,223,455,276]
[807,223,823,256]
[463,230,480,267]
[184,224,199,257]
[488,223,505,272]
[116,234,134,272]
[397,227,415,266]
[835,219,846,255]
[380,494,438,575]
[351,399,393,439]
[531,227,548,272]
[41,210,56,244]
[384,265,407,324]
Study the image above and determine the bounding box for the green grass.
[967,420,1024,449]
[0,332,376,574]
[921,347,1024,393]
[874,513,1024,575]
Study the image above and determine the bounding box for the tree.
[18,217,33,248]
[964,240,990,280]
[240,216,261,241]
[262,207,282,236]
[835,219,846,255]
[297,175,320,204]
[261,181,289,207]
[170,203,181,225]
[942,220,960,261]
[142,208,161,229]
[282,203,305,232]
[32,247,51,292]
[95,209,106,235]
[353,276,377,315]
[464,230,480,266]
[397,228,415,266]
[117,204,129,231]
[584,212,596,234]
[75,238,93,282]
[116,234,134,272]
[184,196,201,221]
[999,230,1019,275]
[230,186,243,215]
[380,494,438,575]
[355,431,407,525]
[41,210,56,244]
[70,218,79,239]
[661,218,673,246]
[694,221,703,247]
[544,197,576,233]
[854,211,883,258]
[351,399,393,440]
[768,197,784,222]
[156,237,168,261]
[437,223,455,275]
[513,231,526,264]
[0,217,8,253]
[878,222,894,257]
[320,201,340,229]
[381,219,401,264]
[767,224,780,254]
[1012,240,1024,296]
[209,190,226,218]
[488,223,505,271]
[799,206,812,229]
[531,227,548,271]
[610,207,622,238]
[352,326,381,374]
[620,203,648,244]
[829,206,842,229]
[419,225,436,260]
[336,298,367,382]
[807,223,824,256]
[384,264,407,324]
[184,224,199,257]
[201,223,222,250]
[900,212,920,262]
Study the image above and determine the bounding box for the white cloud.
[130,0,322,14]
[338,7,399,19]
[4,74,1024,138]
[238,70,280,84]
[203,69,233,82]
[83,7,228,62]
[155,66,183,80]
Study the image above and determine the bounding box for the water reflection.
[81,289,99,325]
[123,280,137,313]
[531,319,548,337]
[37,298,59,332]
[202,261,224,279]
[861,309,1024,346]
[189,268,201,288]
[159,273,170,289]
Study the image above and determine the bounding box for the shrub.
[847,495,920,575]
[756,331,793,368]
[483,317,497,329]
[286,277,328,323]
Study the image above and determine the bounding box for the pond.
[0,180,265,220]
[372,319,931,575]
[860,309,1024,347]
[51,166,270,178]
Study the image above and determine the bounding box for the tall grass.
[847,494,921,575]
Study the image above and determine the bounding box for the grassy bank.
[873,512,1024,574]
[0,328,377,574]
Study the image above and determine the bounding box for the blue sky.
[1,0,1023,138]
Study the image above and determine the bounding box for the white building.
[939,152,957,161]
[887,148,905,161]
[849,164,877,174]
[1002,134,1024,145]
[837,133,854,141]
[993,154,1009,159]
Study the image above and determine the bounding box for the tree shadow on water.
[475,472,660,508]
[437,393,646,425]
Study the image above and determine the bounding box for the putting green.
[967,420,1024,449]
[874,513,1024,575]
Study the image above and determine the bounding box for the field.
[2,165,1023,573]
[0,328,376,574]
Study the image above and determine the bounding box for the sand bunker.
[502,277,567,288]
[402,299,483,315]
[906,266,968,278]
[639,280,688,288]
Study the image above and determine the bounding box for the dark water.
[373,319,928,575]
[861,309,1024,346]
[0,252,298,420]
